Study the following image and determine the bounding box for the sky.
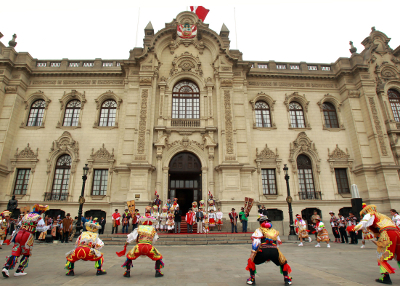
[0,0,398,64]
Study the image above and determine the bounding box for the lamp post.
[76,164,89,234]
[283,164,297,240]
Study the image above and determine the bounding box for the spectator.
[229,208,238,233]
[329,211,340,243]
[196,208,204,233]
[216,208,223,231]
[131,209,139,231]
[70,216,78,240]
[258,205,268,216]
[311,210,320,238]
[208,209,216,231]
[122,209,131,234]
[174,207,182,233]
[112,209,121,234]
[62,213,73,243]
[239,207,248,233]
[390,209,400,226]
[337,213,348,243]
[99,217,106,234]
[347,212,358,244]
[185,208,195,233]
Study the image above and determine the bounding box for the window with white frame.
[27,100,46,126]
[172,81,200,119]
[63,100,81,126]
[289,102,305,128]
[92,169,108,196]
[261,169,277,195]
[13,169,30,195]
[255,101,271,127]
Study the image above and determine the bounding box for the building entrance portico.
[168,152,202,214]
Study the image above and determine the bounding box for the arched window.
[99,100,117,126]
[255,101,271,127]
[51,155,71,200]
[172,81,200,119]
[297,154,316,199]
[63,100,81,126]
[388,89,400,122]
[322,102,339,128]
[289,102,305,128]
[27,100,46,126]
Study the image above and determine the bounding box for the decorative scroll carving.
[288,132,320,173]
[5,86,17,94]
[317,94,342,111]
[11,144,39,173]
[166,135,205,151]
[284,92,309,112]
[256,144,278,159]
[224,90,234,154]
[15,144,38,159]
[220,79,233,87]
[347,90,361,98]
[94,90,122,110]
[327,144,353,173]
[140,77,152,86]
[368,97,388,156]
[170,52,203,76]
[250,92,276,111]
[137,89,149,157]
[59,90,86,110]
[47,131,80,174]
[255,144,281,174]
[97,80,123,85]
[87,144,115,174]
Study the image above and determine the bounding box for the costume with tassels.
[65,220,106,276]
[117,206,164,278]
[2,204,49,278]
[246,216,292,285]
[348,204,400,284]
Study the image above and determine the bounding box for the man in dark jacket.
[258,205,268,216]
[174,207,182,233]
[196,208,204,233]
[99,217,106,234]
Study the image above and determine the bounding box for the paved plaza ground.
[0,240,398,286]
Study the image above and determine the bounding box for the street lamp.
[76,164,89,235]
[283,164,297,240]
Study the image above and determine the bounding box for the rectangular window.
[335,168,350,194]
[13,169,30,195]
[92,169,108,196]
[261,169,277,195]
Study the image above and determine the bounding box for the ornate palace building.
[0,12,399,231]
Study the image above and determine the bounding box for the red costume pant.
[378,229,400,274]
[11,229,34,256]
[66,246,103,263]
[126,243,163,261]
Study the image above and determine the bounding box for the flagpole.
[234,7,238,49]
[135,7,140,47]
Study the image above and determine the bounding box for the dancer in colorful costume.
[208,196,216,212]
[192,201,198,212]
[294,214,311,246]
[167,212,175,232]
[2,204,49,278]
[360,204,375,249]
[117,206,164,278]
[153,191,161,212]
[165,199,172,211]
[170,198,179,211]
[246,216,292,285]
[65,220,106,276]
[348,204,400,284]
[0,211,10,249]
[315,216,330,248]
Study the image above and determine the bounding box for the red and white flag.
[190,6,210,22]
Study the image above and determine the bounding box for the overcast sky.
[0,0,398,64]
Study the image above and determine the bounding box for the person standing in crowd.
[229,208,238,233]
[131,209,139,231]
[346,212,358,244]
[390,209,400,226]
[99,217,106,234]
[208,209,216,232]
[112,209,121,234]
[70,216,78,240]
[216,208,223,231]
[329,211,340,243]
[62,213,73,243]
[311,210,320,239]
[239,207,248,233]
[337,213,348,243]
[258,205,268,216]
[174,206,182,233]
[185,208,195,233]
[196,208,204,233]
[122,209,131,234]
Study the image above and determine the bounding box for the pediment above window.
[170,52,203,77]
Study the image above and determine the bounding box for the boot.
[284,276,292,285]
[123,270,130,277]
[247,269,256,285]
[96,269,107,276]
[66,269,74,276]
[2,268,9,278]
[155,260,164,278]
[155,270,164,277]
[376,273,392,285]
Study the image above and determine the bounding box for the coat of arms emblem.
[177,23,197,39]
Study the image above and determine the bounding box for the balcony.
[171,119,200,127]
[44,192,69,201]
[298,191,321,200]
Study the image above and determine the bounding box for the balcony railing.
[298,191,321,200]
[171,119,200,127]
[44,192,69,201]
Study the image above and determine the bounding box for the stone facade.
[1,13,400,233]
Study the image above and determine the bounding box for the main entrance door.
[169,152,202,215]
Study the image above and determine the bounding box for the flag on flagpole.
[190,6,210,22]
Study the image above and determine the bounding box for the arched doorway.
[169,152,202,214]
[301,208,322,233]
[85,210,107,221]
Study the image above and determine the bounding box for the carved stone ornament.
[255,144,281,174]
[137,89,149,158]
[368,96,388,156]
[224,90,234,154]
[11,144,39,173]
[317,94,342,111]
[347,90,361,98]
[288,132,320,173]
[170,52,203,77]
[87,143,115,174]
[47,131,79,174]
[250,92,276,111]
[166,135,205,151]
[140,77,152,86]
[220,79,233,87]
[5,86,17,94]
[59,90,86,110]
[256,144,278,159]
[94,90,122,110]
[284,92,309,112]
[327,144,353,173]
[24,90,51,110]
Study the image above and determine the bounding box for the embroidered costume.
[349,204,400,284]
[170,198,179,212]
[159,206,168,232]
[65,221,106,276]
[167,212,175,231]
[315,219,331,248]
[192,201,198,212]
[118,209,164,278]
[0,211,9,248]
[208,197,216,212]
[216,211,223,225]
[246,216,292,285]
[2,204,49,278]
[152,205,160,230]
[295,215,311,246]
[208,212,216,227]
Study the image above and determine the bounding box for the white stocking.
[0,240,3,245]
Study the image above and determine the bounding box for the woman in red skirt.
[216,208,223,231]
